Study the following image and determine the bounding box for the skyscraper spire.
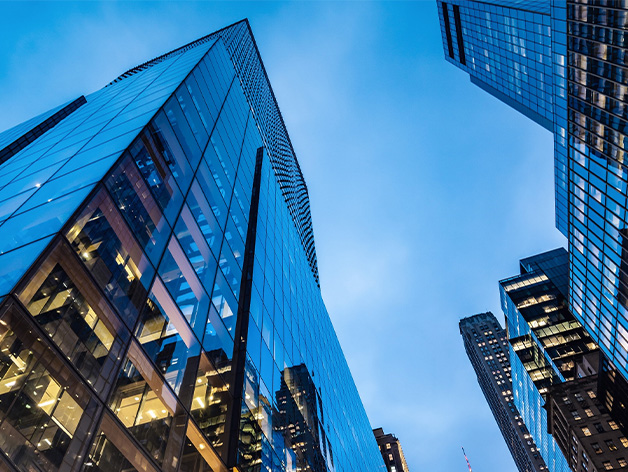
[462,447,472,472]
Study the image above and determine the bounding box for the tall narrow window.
[442,3,455,59]
[453,4,466,65]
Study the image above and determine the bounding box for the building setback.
[0,20,385,472]
[500,249,600,472]
[373,428,411,472]
[459,312,548,472]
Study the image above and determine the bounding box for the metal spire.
[462,447,472,472]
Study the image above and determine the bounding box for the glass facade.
[437,0,554,130]
[438,2,628,469]
[500,249,597,472]
[435,0,571,236]
[564,1,628,386]
[0,20,384,472]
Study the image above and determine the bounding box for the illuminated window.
[606,440,618,452]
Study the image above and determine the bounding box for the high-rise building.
[500,248,600,472]
[437,1,554,131]
[437,0,628,392]
[372,428,411,472]
[545,353,628,472]
[459,312,547,472]
[0,20,385,472]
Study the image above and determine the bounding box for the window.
[189,352,231,449]
[603,461,613,470]
[108,341,186,467]
[609,420,620,430]
[66,188,154,328]
[582,427,592,436]
[618,458,627,467]
[86,413,159,472]
[135,277,202,396]
[571,410,582,420]
[17,240,128,396]
[620,437,628,448]
[105,154,171,265]
[584,408,594,417]
[0,303,96,470]
[606,440,618,452]
[386,443,391,450]
[388,453,393,461]
[592,443,602,454]
[594,423,605,433]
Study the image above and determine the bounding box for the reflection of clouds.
[1,2,566,470]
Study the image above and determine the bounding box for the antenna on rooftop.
[462,447,473,472]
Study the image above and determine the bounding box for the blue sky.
[0,1,566,471]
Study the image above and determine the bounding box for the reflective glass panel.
[106,154,171,265]
[65,188,154,328]
[17,241,128,397]
[108,341,185,469]
[0,302,97,471]
[135,277,201,399]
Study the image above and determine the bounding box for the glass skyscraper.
[0,20,385,472]
[437,0,628,444]
[500,249,599,472]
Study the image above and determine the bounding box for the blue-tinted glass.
[174,204,218,291]
[0,237,52,297]
[187,181,222,253]
[136,278,201,397]
[65,189,154,328]
[158,237,209,340]
[106,154,170,265]
[128,127,184,225]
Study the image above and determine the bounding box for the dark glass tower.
[459,312,548,472]
[437,0,628,433]
[0,20,385,472]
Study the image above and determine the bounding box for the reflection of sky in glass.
[0,2,570,471]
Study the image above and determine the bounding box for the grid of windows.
[110,20,321,286]
[0,21,385,472]
[438,2,628,471]
[437,0,554,129]
[563,1,628,386]
[499,250,595,472]
[460,313,547,472]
